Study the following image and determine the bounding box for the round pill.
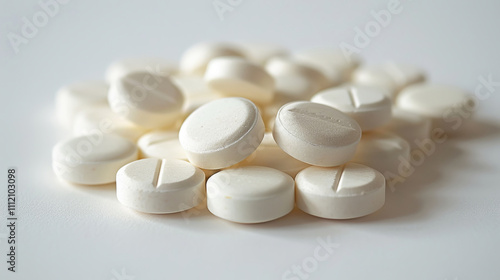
[108,71,184,129]
[116,158,205,214]
[351,131,410,179]
[204,57,275,105]
[311,85,392,131]
[207,166,295,223]
[273,101,361,167]
[379,108,432,148]
[179,97,265,169]
[52,134,138,185]
[105,57,177,83]
[171,75,222,116]
[180,42,245,76]
[396,84,476,132]
[73,106,148,142]
[295,163,385,219]
[55,80,109,128]
[137,130,187,160]
[352,63,425,99]
[239,43,288,65]
[293,48,361,84]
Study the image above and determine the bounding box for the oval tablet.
[179,97,265,169]
[273,101,361,167]
[105,57,177,83]
[52,134,138,185]
[55,80,109,128]
[137,130,187,160]
[396,84,476,132]
[180,42,245,76]
[116,158,205,214]
[73,106,148,142]
[207,166,295,223]
[293,48,361,84]
[108,71,184,129]
[204,57,275,105]
[311,85,392,131]
[295,163,385,219]
[352,63,425,99]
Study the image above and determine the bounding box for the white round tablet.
[204,57,275,105]
[293,48,361,84]
[116,158,205,214]
[73,106,148,142]
[108,71,184,129]
[52,134,138,185]
[311,85,392,131]
[273,101,361,167]
[396,84,476,132]
[352,63,425,99]
[379,108,432,148]
[55,80,109,128]
[239,43,288,65]
[179,97,265,169]
[105,57,177,83]
[137,130,187,160]
[171,75,222,116]
[351,131,410,178]
[207,166,295,223]
[180,42,245,76]
[295,163,385,219]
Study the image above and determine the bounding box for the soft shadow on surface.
[451,118,500,140]
[339,140,465,224]
[60,180,117,201]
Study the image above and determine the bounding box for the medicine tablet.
[207,166,295,223]
[295,163,385,219]
[311,85,392,131]
[204,57,275,105]
[379,108,432,148]
[265,58,329,105]
[55,80,109,128]
[396,84,476,133]
[52,134,138,185]
[180,42,245,76]
[239,43,288,65]
[116,158,205,214]
[137,130,187,161]
[179,97,265,169]
[105,57,177,83]
[108,71,184,129]
[171,75,222,116]
[352,63,425,99]
[73,106,148,142]
[351,131,410,178]
[293,48,361,84]
[273,101,361,167]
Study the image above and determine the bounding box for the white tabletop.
[1,0,499,279]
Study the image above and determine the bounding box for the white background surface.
[1,0,500,279]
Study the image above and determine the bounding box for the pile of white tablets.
[52,42,476,223]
